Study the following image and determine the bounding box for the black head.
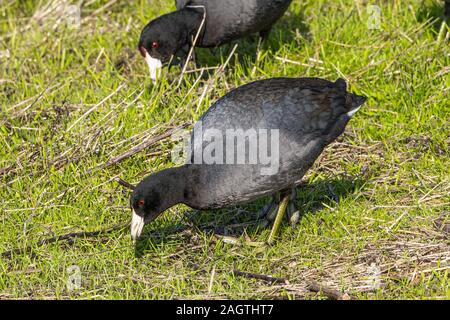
[131,182,162,221]
[129,168,186,241]
[138,9,203,81]
[138,14,184,64]
[130,176,164,241]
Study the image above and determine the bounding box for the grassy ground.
[0,0,449,299]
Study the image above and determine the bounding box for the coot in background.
[138,0,293,81]
[130,77,366,243]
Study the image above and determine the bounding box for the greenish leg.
[287,202,300,226]
[267,194,290,245]
[257,193,280,228]
[287,188,300,226]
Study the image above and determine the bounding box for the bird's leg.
[259,26,273,41]
[179,56,188,71]
[265,202,279,221]
[179,44,194,71]
[287,201,300,226]
[257,193,280,228]
[257,189,300,242]
[189,35,199,67]
[445,0,450,19]
[267,192,290,245]
[266,192,280,221]
[191,47,197,68]
[179,35,198,70]
[257,201,275,219]
[286,188,300,226]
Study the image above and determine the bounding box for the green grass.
[0,0,449,299]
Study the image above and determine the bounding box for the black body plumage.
[131,78,366,225]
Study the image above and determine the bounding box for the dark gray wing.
[186,77,348,166]
[183,77,357,209]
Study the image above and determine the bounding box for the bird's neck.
[163,164,201,206]
[151,166,187,211]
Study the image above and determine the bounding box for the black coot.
[130,77,366,243]
[138,0,292,81]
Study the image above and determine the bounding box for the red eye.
[138,199,145,206]
[151,41,159,49]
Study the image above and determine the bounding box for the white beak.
[347,105,361,117]
[144,52,162,82]
[131,209,145,242]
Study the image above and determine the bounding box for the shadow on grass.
[134,176,364,258]
[417,1,449,32]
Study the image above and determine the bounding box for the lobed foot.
[257,193,280,228]
[266,188,302,244]
[287,189,301,226]
[256,189,301,242]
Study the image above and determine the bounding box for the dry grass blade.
[93,123,189,171]
[306,280,352,300]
